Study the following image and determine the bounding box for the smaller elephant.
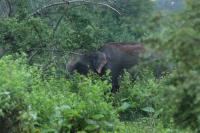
[67,42,145,93]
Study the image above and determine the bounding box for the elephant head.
[67,51,107,75]
[67,54,89,75]
[89,51,107,74]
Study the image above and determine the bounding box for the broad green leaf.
[92,114,104,120]
[118,102,131,112]
[141,107,155,113]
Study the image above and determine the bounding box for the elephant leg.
[111,71,120,93]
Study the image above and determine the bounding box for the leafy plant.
[0,55,121,132]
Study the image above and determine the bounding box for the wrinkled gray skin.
[67,43,145,93]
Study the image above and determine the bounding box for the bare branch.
[29,48,84,55]
[53,14,65,36]
[5,0,12,17]
[53,4,89,36]
[69,51,83,55]
[29,0,120,17]
[28,50,39,63]
[29,1,69,17]
[71,0,121,15]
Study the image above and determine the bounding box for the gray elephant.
[67,42,146,93]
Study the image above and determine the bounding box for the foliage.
[0,55,189,133]
[0,55,30,132]
[0,56,121,132]
[111,69,164,121]
[0,18,51,53]
[155,0,200,131]
[1,0,200,132]
[121,120,192,133]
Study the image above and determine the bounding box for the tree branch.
[5,0,12,17]
[29,48,84,55]
[28,50,39,63]
[29,0,120,17]
[53,14,65,36]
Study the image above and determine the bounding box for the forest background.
[0,0,200,132]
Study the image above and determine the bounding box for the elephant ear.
[93,52,107,74]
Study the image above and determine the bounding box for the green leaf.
[141,106,155,113]
[92,114,104,120]
[85,119,98,125]
[118,102,131,112]
[85,124,100,131]
[85,119,100,131]
[102,121,114,130]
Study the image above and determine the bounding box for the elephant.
[67,42,146,93]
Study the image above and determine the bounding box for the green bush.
[0,55,121,133]
[1,54,194,133]
[120,120,192,133]
[22,74,120,132]
[0,55,31,132]
[0,18,51,53]
[161,28,200,130]
[111,69,165,121]
[156,0,200,131]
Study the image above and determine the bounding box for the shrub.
[0,55,121,133]
[0,18,51,53]
[112,68,165,121]
[158,1,200,130]
[0,55,34,132]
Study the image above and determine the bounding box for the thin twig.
[29,1,69,17]
[28,50,39,63]
[29,48,84,55]
[5,0,12,17]
[63,54,69,73]
[42,60,54,72]
[69,51,83,55]
[77,0,121,15]
[29,0,120,17]
[53,14,65,36]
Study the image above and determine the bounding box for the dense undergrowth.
[0,56,119,132]
[0,55,193,133]
[0,0,200,132]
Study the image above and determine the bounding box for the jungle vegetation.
[0,0,199,132]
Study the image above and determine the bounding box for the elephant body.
[67,42,145,93]
[98,43,145,92]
